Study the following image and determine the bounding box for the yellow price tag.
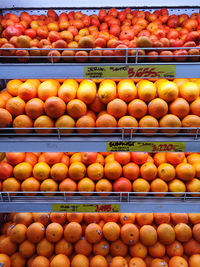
[52,204,121,213]
[84,65,176,78]
[107,141,185,152]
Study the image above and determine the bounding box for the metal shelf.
[0,127,199,152]
[0,192,200,213]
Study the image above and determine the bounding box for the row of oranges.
[0,152,200,196]
[0,79,200,134]
[1,212,200,267]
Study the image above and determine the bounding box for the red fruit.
[99,9,107,22]
[131,152,148,165]
[167,15,179,28]
[113,177,132,194]
[4,26,22,40]
[0,162,13,180]
[173,49,188,62]
[25,29,36,39]
[81,152,98,165]
[120,30,134,41]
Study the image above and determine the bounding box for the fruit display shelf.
[0,127,199,152]
[0,191,200,213]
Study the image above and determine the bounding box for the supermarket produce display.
[1,152,200,197]
[0,212,200,267]
[0,78,200,135]
[0,8,200,63]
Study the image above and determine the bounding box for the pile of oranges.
[0,152,200,197]
[0,78,200,134]
[1,212,200,267]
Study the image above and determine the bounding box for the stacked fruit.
[0,79,200,134]
[1,212,200,267]
[0,8,200,63]
[0,152,200,196]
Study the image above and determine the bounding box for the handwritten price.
[128,67,164,78]
[152,144,176,152]
[95,204,116,212]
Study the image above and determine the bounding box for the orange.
[96,114,117,133]
[50,254,70,267]
[55,238,73,256]
[13,162,32,181]
[43,152,63,166]
[148,98,168,118]
[58,79,78,102]
[89,94,106,113]
[107,98,127,118]
[31,256,50,267]
[166,240,184,257]
[78,177,95,196]
[150,259,168,267]
[114,152,130,165]
[21,177,40,196]
[38,79,60,101]
[74,236,92,256]
[7,79,23,96]
[139,115,159,134]
[129,242,147,259]
[59,178,77,195]
[170,213,188,225]
[129,257,146,267]
[34,115,54,133]
[110,256,128,267]
[104,161,122,180]
[33,162,50,181]
[169,98,190,118]
[101,213,119,223]
[173,78,189,88]
[50,163,68,181]
[32,213,50,226]
[122,162,139,181]
[2,178,21,195]
[118,116,138,133]
[27,222,45,243]
[76,115,95,133]
[154,213,170,225]
[36,238,54,257]
[18,81,37,101]
[150,178,168,197]
[168,179,186,197]
[140,162,157,181]
[193,162,200,178]
[174,223,192,243]
[131,152,148,165]
[46,222,63,243]
[120,223,139,245]
[137,80,157,102]
[0,92,12,104]
[117,79,137,102]
[103,222,120,242]
[157,81,178,102]
[144,256,153,267]
[168,256,188,267]
[50,213,67,224]
[85,223,103,243]
[13,212,32,226]
[140,225,157,246]
[110,239,128,257]
[10,252,26,267]
[105,154,115,164]
[188,254,200,267]
[71,254,89,267]
[0,97,5,108]
[84,213,101,224]
[26,79,40,88]
[87,162,104,181]
[6,152,25,165]
[132,178,150,196]
[180,82,199,102]
[24,153,38,167]
[96,179,112,196]
[77,80,97,104]
[0,236,17,256]
[128,99,147,119]
[186,178,200,196]
[157,163,175,182]
[70,153,81,163]
[159,114,181,135]
[69,162,86,181]
[184,238,200,256]
[93,239,109,256]
[19,240,35,258]
[98,80,117,104]
[9,224,27,243]
[90,255,108,267]
[67,99,87,118]
[157,223,175,245]
[6,97,25,116]
[44,96,66,119]
[182,115,200,131]
[0,108,12,128]
[187,153,200,164]
[136,213,154,226]
[67,213,83,223]
[13,114,33,133]
[166,152,185,165]
[176,162,195,181]
[190,98,200,116]
[64,222,82,243]
[148,241,166,258]
[55,115,75,134]
[40,179,58,196]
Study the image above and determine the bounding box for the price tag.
[107,141,185,152]
[84,65,176,78]
[52,204,120,213]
